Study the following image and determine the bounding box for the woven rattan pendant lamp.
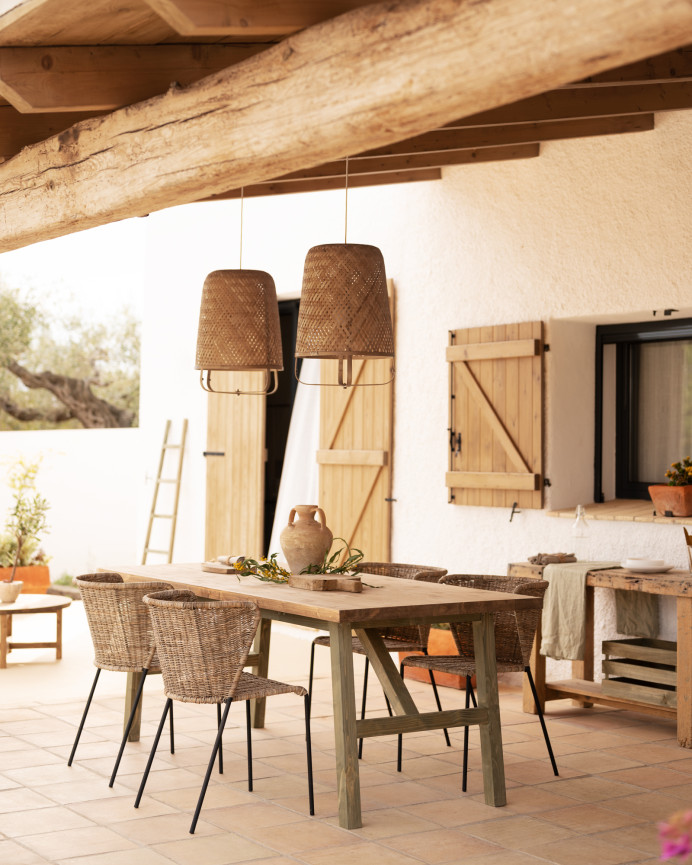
[295,159,394,388]
[195,195,283,396]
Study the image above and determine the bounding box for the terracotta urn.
[648,484,692,518]
[280,505,333,575]
[0,581,24,604]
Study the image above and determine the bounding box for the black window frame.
[594,317,692,502]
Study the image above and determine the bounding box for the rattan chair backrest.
[144,590,261,704]
[75,572,173,672]
[440,574,548,667]
[354,562,449,646]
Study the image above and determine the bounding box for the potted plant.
[649,457,692,517]
[0,459,50,603]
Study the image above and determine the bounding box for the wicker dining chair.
[135,590,314,834]
[308,561,448,756]
[399,574,558,789]
[68,572,174,787]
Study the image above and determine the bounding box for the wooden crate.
[601,638,677,708]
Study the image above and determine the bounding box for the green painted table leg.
[329,622,362,829]
[473,614,506,806]
[125,671,143,742]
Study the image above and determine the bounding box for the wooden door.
[446,321,544,509]
[317,285,394,562]
[204,371,266,559]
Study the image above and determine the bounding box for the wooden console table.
[0,594,71,668]
[508,562,692,748]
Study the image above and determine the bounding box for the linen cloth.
[540,561,658,661]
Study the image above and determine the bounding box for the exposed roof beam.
[0,45,269,113]
[0,0,690,253]
[143,0,368,37]
[0,104,100,158]
[573,45,692,86]
[361,116,654,158]
[204,168,443,200]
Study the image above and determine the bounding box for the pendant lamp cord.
[344,156,349,244]
[239,186,244,269]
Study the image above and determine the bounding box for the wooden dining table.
[107,562,542,829]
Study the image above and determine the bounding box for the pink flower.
[660,812,692,861]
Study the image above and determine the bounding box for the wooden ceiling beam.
[446,82,692,129]
[0,45,269,113]
[276,144,541,181]
[203,168,443,200]
[572,45,692,86]
[143,0,367,37]
[0,0,690,252]
[361,115,655,159]
[0,104,101,159]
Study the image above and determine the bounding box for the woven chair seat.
[401,653,524,675]
[166,671,307,705]
[313,634,424,654]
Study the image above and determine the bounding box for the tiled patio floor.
[0,603,682,864]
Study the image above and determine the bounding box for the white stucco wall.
[2,110,691,677]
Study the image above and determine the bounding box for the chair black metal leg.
[135,697,172,808]
[358,657,369,759]
[462,675,472,792]
[216,702,223,774]
[421,648,451,748]
[525,666,559,776]
[246,699,253,792]
[397,661,404,772]
[304,694,315,816]
[68,667,101,766]
[190,698,232,834]
[308,640,317,711]
[169,700,174,754]
[110,667,149,787]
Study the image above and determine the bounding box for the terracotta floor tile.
[594,823,663,856]
[0,787,57,813]
[552,750,641,774]
[20,826,137,860]
[70,794,175,823]
[239,819,358,853]
[462,815,577,850]
[440,852,546,865]
[382,827,501,863]
[300,841,424,865]
[112,811,224,844]
[500,786,587,815]
[0,838,51,864]
[203,802,308,832]
[58,850,178,865]
[607,743,688,764]
[538,802,643,833]
[537,775,640,803]
[600,765,690,789]
[153,831,272,865]
[324,806,438,839]
[0,804,95,838]
[606,791,692,822]
[524,834,648,865]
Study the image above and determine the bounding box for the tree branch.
[0,393,74,424]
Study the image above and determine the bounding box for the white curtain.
[268,358,321,559]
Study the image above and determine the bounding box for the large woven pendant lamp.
[195,269,283,395]
[294,157,394,388]
[295,243,394,387]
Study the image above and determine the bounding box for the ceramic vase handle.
[288,508,297,526]
[316,507,327,528]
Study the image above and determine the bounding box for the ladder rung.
[163,443,182,449]
[143,548,169,555]
[156,479,177,484]
[153,514,174,519]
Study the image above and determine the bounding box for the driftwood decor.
[1,0,692,251]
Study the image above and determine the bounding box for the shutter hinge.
[449,430,461,454]
[543,477,551,487]
[543,344,550,352]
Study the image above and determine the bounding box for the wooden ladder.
[142,419,188,564]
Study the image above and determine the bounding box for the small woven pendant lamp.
[195,269,283,395]
[295,243,394,387]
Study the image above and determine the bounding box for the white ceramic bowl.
[624,557,665,570]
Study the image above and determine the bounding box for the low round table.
[0,594,71,667]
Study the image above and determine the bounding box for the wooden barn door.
[317,284,394,562]
[204,371,266,560]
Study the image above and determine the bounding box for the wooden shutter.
[204,371,266,559]
[446,321,544,509]
[317,285,394,562]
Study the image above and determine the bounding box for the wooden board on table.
[288,573,363,593]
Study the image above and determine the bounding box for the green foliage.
[665,457,692,486]
[233,553,291,584]
[0,285,140,430]
[0,458,50,579]
[301,538,364,575]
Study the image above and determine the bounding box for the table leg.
[355,629,419,715]
[677,596,692,748]
[571,584,594,708]
[328,622,361,829]
[56,609,63,660]
[0,615,8,668]
[473,613,506,806]
[125,672,144,742]
[250,618,271,728]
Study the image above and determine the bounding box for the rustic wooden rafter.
[0,0,691,252]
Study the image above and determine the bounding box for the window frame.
[594,317,692,502]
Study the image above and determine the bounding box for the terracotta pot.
[0,566,50,594]
[280,505,333,575]
[400,628,472,691]
[648,484,692,518]
[0,581,23,604]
